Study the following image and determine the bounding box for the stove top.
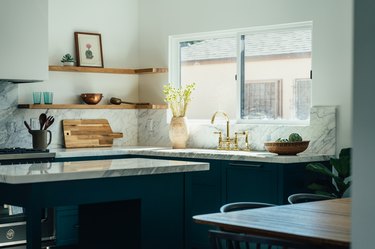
[0,147,49,154]
[0,147,55,163]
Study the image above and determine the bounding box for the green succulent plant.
[61,53,75,63]
[306,148,351,198]
[289,133,303,142]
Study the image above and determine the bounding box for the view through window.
[175,22,312,123]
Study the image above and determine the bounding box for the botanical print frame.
[74,32,104,67]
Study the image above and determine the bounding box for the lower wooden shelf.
[17,104,168,110]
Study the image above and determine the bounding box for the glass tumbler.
[43,92,54,104]
[32,92,42,104]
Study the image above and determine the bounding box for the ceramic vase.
[169,117,189,149]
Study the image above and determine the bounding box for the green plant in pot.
[306,147,351,198]
[61,53,75,66]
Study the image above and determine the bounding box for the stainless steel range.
[0,148,56,248]
[0,148,55,164]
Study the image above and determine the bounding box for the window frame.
[169,21,312,125]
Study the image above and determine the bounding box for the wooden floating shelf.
[18,104,168,110]
[49,66,168,75]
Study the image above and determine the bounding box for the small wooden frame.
[74,32,104,68]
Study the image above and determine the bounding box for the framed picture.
[74,32,104,67]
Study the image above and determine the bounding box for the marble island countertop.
[0,158,209,184]
[52,146,332,164]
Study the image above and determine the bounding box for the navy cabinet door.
[185,159,223,249]
[225,162,278,204]
[55,206,79,246]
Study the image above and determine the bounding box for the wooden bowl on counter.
[264,141,310,155]
[80,93,103,105]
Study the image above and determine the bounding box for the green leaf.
[331,148,351,178]
[307,182,329,191]
[306,163,336,178]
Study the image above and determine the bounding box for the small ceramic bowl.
[80,93,103,105]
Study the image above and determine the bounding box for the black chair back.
[287,193,335,204]
[220,202,275,213]
[209,229,315,249]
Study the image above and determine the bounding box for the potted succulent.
[163,82,196,149]
[60,53,75,66]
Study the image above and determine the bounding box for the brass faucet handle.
[213,131,223,136]
[233,133,239,151]
[235,131,247,136]
[213,131,223,150]
[234,131,250,151]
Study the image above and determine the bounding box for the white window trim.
[168,21,312,125]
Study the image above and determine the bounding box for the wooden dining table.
[193,198,351,248]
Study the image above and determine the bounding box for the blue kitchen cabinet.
[225,161,278,204]
[224,160,331,206]
[184,159,224,249]
[185,158,330,249]
[55,206,79,246]
[53,154,329,249]
[53,155,130,247]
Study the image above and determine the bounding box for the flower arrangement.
[163,83,196,117]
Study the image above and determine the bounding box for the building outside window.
[170,21,312,123]
[243,79,282,120]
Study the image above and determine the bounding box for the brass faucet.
[211,111,231,150]
[211,111,230,139]
[211,111,250,151]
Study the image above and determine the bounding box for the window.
[169,22,312,123]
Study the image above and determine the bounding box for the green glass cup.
[43,92,53,104]
[32,92,42,104]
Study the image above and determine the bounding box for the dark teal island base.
[0,158,209,249]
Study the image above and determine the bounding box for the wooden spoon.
[24,121,32,133]
[39,113,47,130]
[110,97,149,105]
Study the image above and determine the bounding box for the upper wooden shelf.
[49,66,168,75]
[18,104,168,110]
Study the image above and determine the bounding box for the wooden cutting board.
[63,119,123,148]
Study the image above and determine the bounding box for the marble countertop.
[0,158,209,184]
[52,146,331,164]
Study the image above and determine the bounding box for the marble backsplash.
[0,83,137,149]
[138,106,336,155]
[0,82,336,154]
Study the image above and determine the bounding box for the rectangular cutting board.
[63,119,123,148]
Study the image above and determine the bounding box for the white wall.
[18,0,140,104]
[138,0,353,152]
[352,0,375,248]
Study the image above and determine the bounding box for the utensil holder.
[30,130,52,150]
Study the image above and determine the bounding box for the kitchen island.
[0,158,209,249]
[50,146,331,249]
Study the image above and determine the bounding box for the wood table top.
[194,198,351,248]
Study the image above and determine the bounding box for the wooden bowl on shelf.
[80,93,103,105]
[264,141,310,155]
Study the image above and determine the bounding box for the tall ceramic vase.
[169,117,189,149]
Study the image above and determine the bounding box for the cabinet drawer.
[225,162,278,204]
